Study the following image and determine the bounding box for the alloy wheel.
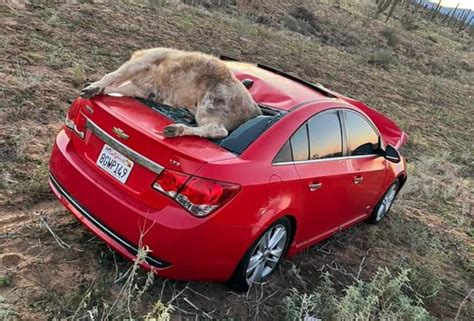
[246,224,288,284]
[376,183,398,222]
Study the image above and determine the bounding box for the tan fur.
[81,48,261,139]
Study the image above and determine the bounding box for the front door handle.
[353,176,364,184]
[308,182,322,191]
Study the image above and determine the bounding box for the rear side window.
[345,111,380,156]
[273,110,344,163]
[274,141,292,163]
[290,125,309,161]
[307,111,343,159]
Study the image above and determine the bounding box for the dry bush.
[381,26,398,47]
[282,14,314,35]
[401,13,421,31]
[367,48,399,70]
[405,263,444,300]
[282,268,432,320]
[71,246,173,320]
[0,295,15,319]
[281,6,321,36]
[288,6,321,33]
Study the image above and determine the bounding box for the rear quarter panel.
[193,159,300,229]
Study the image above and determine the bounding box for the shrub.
[282,6,321,36]
[0,295,15,319]
[407,265,443,299]
[288,6,320,32]
[0,276,11,288]
[381,27,398,47]
[71,247,173,320]
[402,14,420,31]
[367,48,399,70]
[282,268,432,321]
[282,14,313,35]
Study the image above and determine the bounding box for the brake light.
[152,169,240,217]
[153,169,190,197]
[64,98,87,139]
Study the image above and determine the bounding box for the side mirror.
[384,144,401,163]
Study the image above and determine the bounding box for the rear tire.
[367,180,400,224]
[226,217,291,292]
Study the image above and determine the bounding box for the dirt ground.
[0,1,472,320]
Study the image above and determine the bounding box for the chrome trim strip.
[49,173,169,268]
[86,119,164,175]
[273,154,379,166]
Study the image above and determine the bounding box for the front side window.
[307,111,343,159]
[345,111,380,156]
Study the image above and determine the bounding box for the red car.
[49,59,407,291]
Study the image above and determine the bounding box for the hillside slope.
[0,1,472,319]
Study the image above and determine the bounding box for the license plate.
[96,144,134,183]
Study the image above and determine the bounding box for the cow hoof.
[163,125,183,137]
[80,85,102,98]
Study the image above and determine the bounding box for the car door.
[341,110,387,226]
[278,110,351,244]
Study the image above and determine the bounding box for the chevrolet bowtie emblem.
[85,104,94,114]
[113,127,129,140]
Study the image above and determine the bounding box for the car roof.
[225,61,331,111]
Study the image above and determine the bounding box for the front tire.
[226,217,291,292]
[367,180,400,224]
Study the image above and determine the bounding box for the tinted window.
[307,111,343,159]
[216,115,283,154]
[274,141,292,163]
[138,98,286,155]
[346,111,380,156]
[290,125,309,161]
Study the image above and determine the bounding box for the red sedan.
[49,59,407,291]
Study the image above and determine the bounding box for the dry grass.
[282,268,432,320]
[0,0,472,319]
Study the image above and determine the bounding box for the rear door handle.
[308,182,322,191]
[353,176,364,184]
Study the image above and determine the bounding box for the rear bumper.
[49,173,170,269]
[49,129,257,281]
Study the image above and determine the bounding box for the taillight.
[152,169,240,217]
[153,169,190,197]
[65,98,87,139]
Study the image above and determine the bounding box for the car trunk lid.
[75,96,236,183]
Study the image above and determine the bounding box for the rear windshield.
[137,98,285,155]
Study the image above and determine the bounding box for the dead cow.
[81,48,261,139]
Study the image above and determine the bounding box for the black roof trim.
[220,55,239,61]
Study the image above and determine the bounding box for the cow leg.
[81,60,150,98]
[102,82,148,98]
[81,48,175,99]
[163,122,228,139]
